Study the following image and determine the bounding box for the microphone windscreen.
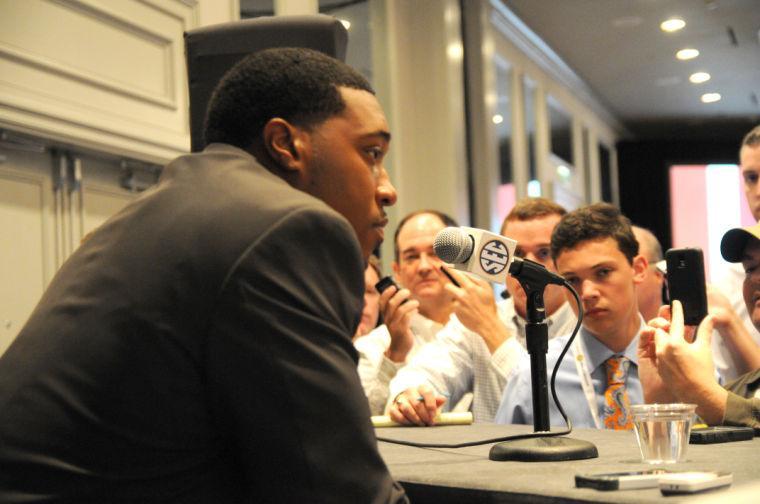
[434,227,473,264]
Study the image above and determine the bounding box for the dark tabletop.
[376,423,760,503]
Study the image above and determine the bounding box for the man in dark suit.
[0,48,406,503]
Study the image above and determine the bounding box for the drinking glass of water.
[631,403,697,464]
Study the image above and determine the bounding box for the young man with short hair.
[0,48,405,502]
[495,203,647,430]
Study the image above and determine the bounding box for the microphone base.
[489,436,598,462]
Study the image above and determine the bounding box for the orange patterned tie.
[602,356,633,430]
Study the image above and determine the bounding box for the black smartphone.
[375,276,400,295]
[665,247,708,326]
[689,426,755,444]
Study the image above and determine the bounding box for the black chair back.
[184,15,348,152]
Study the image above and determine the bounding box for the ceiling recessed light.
[689,72,711,84]
[660,18,686,32]
[339,19,351,30]
[492,114,504,125]
[676,48,699,60]
[701,93,721,103]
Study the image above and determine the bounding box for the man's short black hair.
[204,47,374,149]
[551,203,639,264]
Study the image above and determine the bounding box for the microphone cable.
[375,280,583,448]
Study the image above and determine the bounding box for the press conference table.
[376,423,760,503]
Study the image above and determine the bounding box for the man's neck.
[419,303,453,326]
[589,310,641,354]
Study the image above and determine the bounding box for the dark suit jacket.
[0,144,406,503]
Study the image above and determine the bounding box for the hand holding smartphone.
[375,276,401,296]
[375,276,410,308]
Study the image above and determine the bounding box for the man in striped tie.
[495,203,648,429]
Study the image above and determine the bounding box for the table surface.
[376,423,760,503]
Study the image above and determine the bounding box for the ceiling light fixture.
[689,72,711,84]
[492,114,504,124]
[701,93,721,103]
[660,18,686,32]
[676,48,699,60]
[339,19,351,30]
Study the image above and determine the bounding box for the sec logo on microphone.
[479,240,510,274]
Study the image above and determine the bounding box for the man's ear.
[262,118,309,174]
[632,254,648,285]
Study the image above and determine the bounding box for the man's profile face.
[305,87,396,259]
[741,239,760,331]
[556,237,644,343]
[392,213,449,309]
[502,214,564,318]
[741,144,760,221]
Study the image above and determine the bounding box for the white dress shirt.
[355,313,443,415]
[387,299,578,422]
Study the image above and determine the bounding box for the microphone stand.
[489,259,597,462]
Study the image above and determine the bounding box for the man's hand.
[387,384,446,426]
[639,306,677,404]
[646,301,727,424]
[380,284,419,363]
[443,266,510,354]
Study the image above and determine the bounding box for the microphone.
[433,226,565,287]
[434,226,516,284]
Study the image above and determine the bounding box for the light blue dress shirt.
[494,319,644,429]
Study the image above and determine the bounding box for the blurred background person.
[632,225,666,322]
[355,254,382,339]
[355,210,459,414]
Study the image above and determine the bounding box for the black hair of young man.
[204,47,373,151]
[550,202,639,264]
